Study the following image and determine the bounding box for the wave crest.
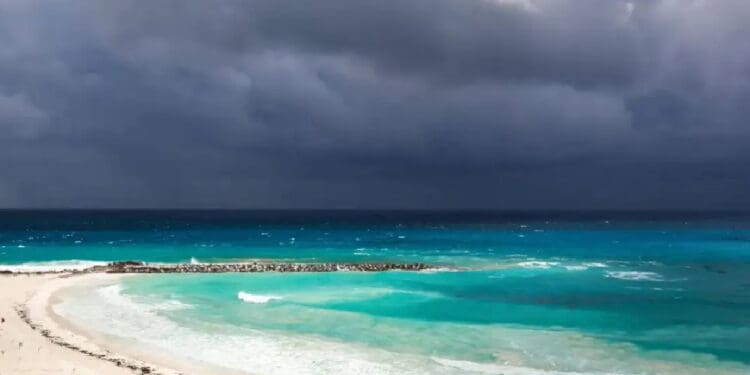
[605,271,664,282]
[517,261,560,269]
[237,291,283,304]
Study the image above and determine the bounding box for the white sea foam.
[563,262,609,271]
[651,287,684,292]
[189,257,201,265]
[564,265,588,271]
[432,358,507,374]
[55,283,749,375]
[431,357,622,375]
[0,259,107,273]
[55,284,484,374]
[605,271,664,282]
[517,261,559,269]
[237,291,283,304]
[150,299,194,311]
[353,248,371,256]
[93,285,193,312]
[421,267,458,273]
[582,262,608,268]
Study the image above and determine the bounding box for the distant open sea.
[2,210,750,374]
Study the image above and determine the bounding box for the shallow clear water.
[4,211,750,374]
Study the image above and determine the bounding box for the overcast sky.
[1,0,749,209]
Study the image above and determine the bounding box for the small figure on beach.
[1,317,5,323]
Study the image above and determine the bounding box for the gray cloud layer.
[1,0,749,209]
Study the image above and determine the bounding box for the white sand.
[0,273,137,374]
[0,273,243,375]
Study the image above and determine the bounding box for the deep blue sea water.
[3,210,750,374]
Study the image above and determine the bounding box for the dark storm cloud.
[87,0,639,87]
[1,0,749,209]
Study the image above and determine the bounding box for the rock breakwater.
[107,261,432,273]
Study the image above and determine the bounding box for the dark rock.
[106,261,435,274]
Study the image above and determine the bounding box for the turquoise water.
[3,211,750,374]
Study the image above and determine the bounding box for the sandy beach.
[0,273,134,374]
[0,273,208,375]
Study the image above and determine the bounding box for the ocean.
[2,210,750,374]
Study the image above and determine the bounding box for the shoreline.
[0,261,441,375]
[1,272,247,375]
[12,273,176,374]
[0,273,136,374]
[3,265,748,375]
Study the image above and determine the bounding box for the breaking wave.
[53,281,747,375]
[605,271,664,282]
[238,291,283,304]
[517,261,560,269]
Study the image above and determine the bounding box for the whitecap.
[353,248,371,256]
[237,291,283,304]
[190,257,201,265]
[517,261,559,269]
[582,262,608,268]
[605,271,664,282]
[562,262,609,271]
[564,265,588,271]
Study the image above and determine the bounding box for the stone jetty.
[107,260,432,273]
